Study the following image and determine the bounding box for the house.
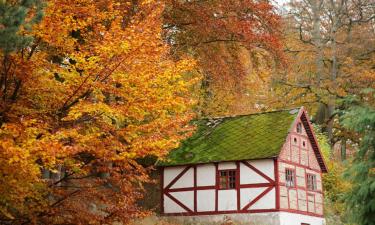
[158,107,328,225]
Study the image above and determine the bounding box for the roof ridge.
[205,107,301,120]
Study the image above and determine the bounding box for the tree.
[164,0,284,116]
[340,90,375,225]
[0,0,44,53]
[0,0,44,121]
[0,0,199,224]
[272,0,375,148]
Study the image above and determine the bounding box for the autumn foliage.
[0,0,198,224]
[164,0,283,116]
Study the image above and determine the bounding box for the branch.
[50,190,80,208]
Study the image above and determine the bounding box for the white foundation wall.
[165,212,280,225]
[164,212,325,225]
[279,212,325,225]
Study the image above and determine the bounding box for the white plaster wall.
[163,167,194,214]
[197,164,215,186]
[172,167,194,189]
[163,166,194,189]
[240,187,267,209]
[279,212,325,225]
[240,163,268,184]
[218,162,236,170]
[250,188,276,210]
[218,189,237,210]
[169,191,194,211]
[164,194,186,213]
[197,190,215,212]
[163,166,185,188]
[249,159,275,180]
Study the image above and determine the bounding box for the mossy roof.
[159,108,300,166]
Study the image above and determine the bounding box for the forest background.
[0,0,374,224]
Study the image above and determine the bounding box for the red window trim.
[285,168,296,188]
[306,173,317,191]
[218,169,237,190]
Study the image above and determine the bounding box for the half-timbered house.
[158,107,327,225]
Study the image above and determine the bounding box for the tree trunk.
[310,0,324,86]
[341,138,347,161]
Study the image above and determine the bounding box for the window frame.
[307,173,317,191]
[285,168,296,188]
[218,169,237,190]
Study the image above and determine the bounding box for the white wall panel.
[197,164,216,186]
[248,159,275,180]
[218,190,237,211]
[197,190,216,212]
[171,167,194,189]
[240,187,266,209]
[170,191,194,212]
[163,167,184,188]
[249,188,276,210]
[164,194,186,213]
[218,162,236,170]
[240,163,268,184]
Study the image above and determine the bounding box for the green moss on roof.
[160,108,300,166]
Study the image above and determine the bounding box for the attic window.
[219,170,236,189]
[297,122,302,133]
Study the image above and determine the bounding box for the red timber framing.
[236,161,240,211]
[274,158,280,209]
[162,160,278,216]
[161,160,324,218]
[160,107,326,218]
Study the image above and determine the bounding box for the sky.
[272,0,291,13]
[274,0,290,5]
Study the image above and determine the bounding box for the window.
[302,141,306,147]
[297,122,302,133]
[285,169,295,188]
[301,223,310,225]
[307,174,317,191]
[219,170,236,189]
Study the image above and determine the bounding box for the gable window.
[285,169,295,187]
[219,170,236,189]
[297,122,302,133]
[307,174,317,191]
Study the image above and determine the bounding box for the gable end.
[299,111,328,173]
